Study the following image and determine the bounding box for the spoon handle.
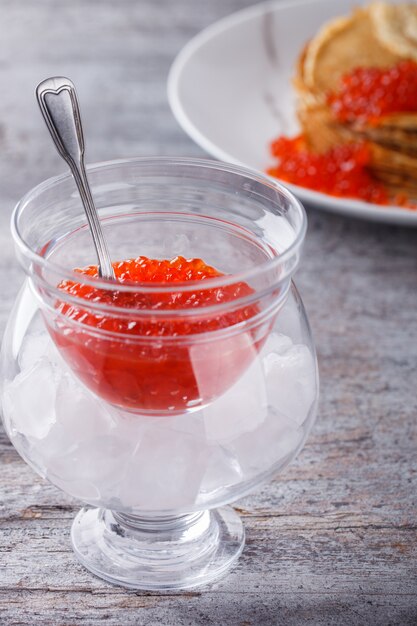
[36,77,115,280]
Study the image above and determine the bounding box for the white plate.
[168,0,417,226]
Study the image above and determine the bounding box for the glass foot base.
[71,506,245,590]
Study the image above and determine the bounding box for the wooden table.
[1,1,416,624]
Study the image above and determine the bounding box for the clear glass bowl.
[0,157,319,590]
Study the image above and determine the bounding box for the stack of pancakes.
[294,2,417,198]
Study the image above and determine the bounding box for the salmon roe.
[57,256,256,336]
[53,256,260,412]
[328,60,417,124]
[267,135,389,204]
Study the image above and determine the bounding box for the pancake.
[302,8,399,94]
[289,2,417,202]
[370,2,417,61]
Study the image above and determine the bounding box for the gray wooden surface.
[0,1,416,624]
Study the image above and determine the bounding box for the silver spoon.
[36,76,115,280]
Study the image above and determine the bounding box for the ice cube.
[169,410,206,438]
[3,357,57,439]
[189,331,258,404]
[198,445,242,499]
[263,342,316,426]
[27,367,120,472]
[119,420,210,511]
[54,372,116,441]
[47,433,132,503]
[203,352,267,442]
[41,374,140,502]
[229,408,303,477]
[112,410,148,449]
[262,332,293,356]
[18,331,50,371]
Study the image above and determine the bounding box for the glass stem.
[110,510,212,543]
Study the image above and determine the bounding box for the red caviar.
[328,60,417,124]
[57,256,256,336]
[52,256,261,412]
[267,135,389,204]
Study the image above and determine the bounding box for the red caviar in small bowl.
[51,256,262,413]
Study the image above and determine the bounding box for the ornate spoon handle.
[36,76,115,280]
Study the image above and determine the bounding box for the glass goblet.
[1,157,319,590]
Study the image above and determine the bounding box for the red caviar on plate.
[52,256,262,413]
[327,60,417,125]
[267,135,389,204]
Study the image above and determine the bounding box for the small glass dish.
[0,157,319,590]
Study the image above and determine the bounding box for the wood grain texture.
[0,1,416,624]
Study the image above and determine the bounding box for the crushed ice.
[2,331,316,510]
